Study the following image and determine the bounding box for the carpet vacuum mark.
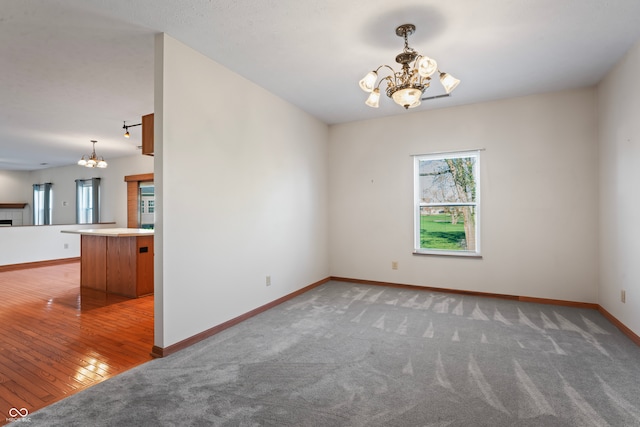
[29,281,640,426]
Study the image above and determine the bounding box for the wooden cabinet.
[78,232,154,298]
[142,113,154,156]
[105,235,154,297]
[80,235,108,291]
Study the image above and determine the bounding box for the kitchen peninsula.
[62,228,154,298]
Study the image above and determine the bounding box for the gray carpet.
[29,281,640,426]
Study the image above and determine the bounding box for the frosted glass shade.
[417,56,438,77]
[440,72,460,93]
[359,71,377,92]
[391,88,422,109]
[365,88,380,108]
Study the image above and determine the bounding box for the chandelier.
[77,140,107,168]
[359,24,460,109]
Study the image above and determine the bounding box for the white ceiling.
[2,0,640,171]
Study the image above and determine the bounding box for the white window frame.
[413,150,481,257]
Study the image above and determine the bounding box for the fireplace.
[0,203,27,226]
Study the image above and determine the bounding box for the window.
[76,178,101,224]
[139,182,155,229]
[33,183,53,225]
[414,150,480,256]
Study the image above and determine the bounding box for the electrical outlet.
[621,290,626,303]
[266,275,271,287]
[64,243,69,249]
[391,261,398,270]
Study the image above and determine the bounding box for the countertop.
[61,228,154,237]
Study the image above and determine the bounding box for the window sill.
[413,251,483,259]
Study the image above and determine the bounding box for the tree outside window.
[414,151,480,256]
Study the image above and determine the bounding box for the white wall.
[0,170,31,201]
[0,223,116,265]
[329,88,599,303]
[155,34,330,348]
[598,40,640,336]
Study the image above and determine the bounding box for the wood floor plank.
[0,262,153,424]
[0,328,100,386]
[0,355,55,402]
[0,334,84,392]
[0,385,30,419]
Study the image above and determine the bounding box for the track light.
[122,121,141,138]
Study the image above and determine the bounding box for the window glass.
[139,182,155,229]
[414,151,480,255]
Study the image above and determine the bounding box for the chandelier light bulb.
[124,130,130,138]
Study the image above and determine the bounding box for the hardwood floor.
[0,262,153,424]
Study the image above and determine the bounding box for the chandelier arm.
[372,64,395,75]
[378,75,395,90]
[376,65,397,81]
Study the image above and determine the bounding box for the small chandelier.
[359,24,460,109]
[77,140,107,168]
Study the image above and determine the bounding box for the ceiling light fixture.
[77,140,107,168]
[122,121,141,138]
[359,24,460,109]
